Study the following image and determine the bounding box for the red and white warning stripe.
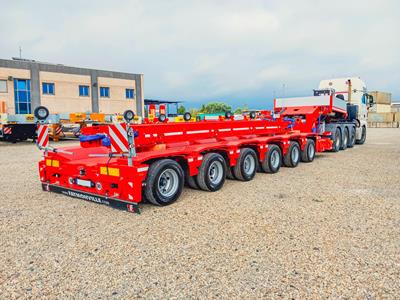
[109,123,129,153]
[3,127,12,135]
[37,124,49,148]
[55,125,63,135]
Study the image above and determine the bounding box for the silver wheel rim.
[158,169,179,198]
[243,154,256,175]
[271,150,280,169]
[209,161,224,184]
[335,134,340,148]
[344,131,348,145]
[308,143,315,159]
[291,146,299,163]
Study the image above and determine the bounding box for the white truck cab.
[318,77,372,143]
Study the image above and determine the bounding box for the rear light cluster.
[100,166,120,177]
[46,159,59,167]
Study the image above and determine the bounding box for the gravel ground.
[0,128,399,299]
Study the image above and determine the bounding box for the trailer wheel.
[144,159,184,206]
[184,168,199,189]
[301,139,315,163]
[196,153,226,191]
[331,127,341,152]
[341,127,348,150]
[348,127,356,148]
[233,148,258,181]
[261,144,281,173]
[356,126,366,145]
[283,141,300,167]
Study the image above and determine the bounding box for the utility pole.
[19,46,22,59]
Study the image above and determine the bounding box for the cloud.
[1,0,399,108]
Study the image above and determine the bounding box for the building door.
[14,79,31,114]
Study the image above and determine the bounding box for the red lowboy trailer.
[35,105,333,214]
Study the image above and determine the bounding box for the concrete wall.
[0,58,145,116]
[0,67,30,114]
[40,71,92,113]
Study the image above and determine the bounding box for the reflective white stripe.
[137,167,149,172]
[256,127,265,130]
[236,150,240,153]
[260,145,264,149]
[128,194,134,200]
[145,134,151,138]
[197,156,203,160]
[187,130,210,134]
[229,151,234,154]
[115,123,128,139]
[188,158,194,162]
[233,127,249,131]
[128,182,133,188]
[164,131,183,136]
[267,126,278,129]
[153,134,158,137]
[218,128,231,132]
[109,128,129,152]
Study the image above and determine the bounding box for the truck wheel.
[233,148,258,181]
[341,127,349,150]
[261,144,281,173]
[301,139,315,163]
[331,128,341,152]
[184,168,199,189]
[196,153,226,191]
[356,126,366,145]
[283,141,300,167]
[144,159,184,206]
[348,127,356,148]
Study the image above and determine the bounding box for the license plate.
[76,178,92,188]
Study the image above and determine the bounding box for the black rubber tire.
[158,114,167,122]
[183,112,192,121]
[348,126,356,148]
[144,159,184,206]
[233,148,258,181]
[34,106,49,120]
[196,153,226,191]
[356,126,366,145]
[300,139,315,163]
[283,141,300,167]
[184,168,199,189]
[341,127,349,150]
[261,144,282,173]
[331,127,341,152]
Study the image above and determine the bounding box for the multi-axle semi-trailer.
[36,77,372,213]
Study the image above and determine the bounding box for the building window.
[79,85,90,97]
[14,79,31,114]
[126,88,134,99]
[100,87,110,98]
[42,82,55,95]
[0,80,7,93]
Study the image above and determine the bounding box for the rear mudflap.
[41,183,141,214]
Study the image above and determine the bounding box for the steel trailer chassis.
[38,115,332,214]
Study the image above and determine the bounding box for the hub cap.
[291,146,299,163]
[308,143,315,159]
[157,169,179,197]
[243,154,256,175]
[208,161,224,184]
[271,150,280,169]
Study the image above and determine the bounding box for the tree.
[234,107,242,114]
[177,105,186,114]
[199,102,231,114]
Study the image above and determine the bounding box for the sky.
[1,0,399,109]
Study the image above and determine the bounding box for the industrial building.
[0,58,144,116]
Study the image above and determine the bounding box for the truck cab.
[317,77,372,143]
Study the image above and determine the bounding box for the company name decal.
[61,190,110,205]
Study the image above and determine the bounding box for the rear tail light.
[46,159,59,167]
